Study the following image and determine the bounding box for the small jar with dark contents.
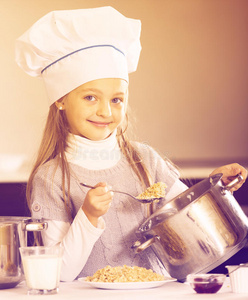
[187,274,226,294]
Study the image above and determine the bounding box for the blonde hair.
[26,103,152,219]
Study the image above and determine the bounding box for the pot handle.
[221,174,243,194]
[22,218,48,231]
[131,236,160,253]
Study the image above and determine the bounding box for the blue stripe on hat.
[41,44,125,74]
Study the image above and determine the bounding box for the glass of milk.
[19,245,64,295]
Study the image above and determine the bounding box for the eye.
[84,95,96,102]
[111,98,123,104]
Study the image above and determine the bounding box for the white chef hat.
[15,6,141,105]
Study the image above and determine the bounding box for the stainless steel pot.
[0,217,47,289]
[133,173,248,281]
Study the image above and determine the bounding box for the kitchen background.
[0,0,248,271]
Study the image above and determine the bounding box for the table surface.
[1,278,248,300]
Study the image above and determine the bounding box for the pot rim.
[138,173,224,234]
[0,216,31,224]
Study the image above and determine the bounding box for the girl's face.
[59,78,128,141]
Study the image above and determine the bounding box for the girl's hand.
[82,182,113,227]
[209,163,247,192]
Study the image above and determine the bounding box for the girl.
[15,7,247,281]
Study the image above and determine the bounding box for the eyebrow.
[80,88,125,96]
[81,88,102,94]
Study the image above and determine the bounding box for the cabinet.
[0,183,29,216]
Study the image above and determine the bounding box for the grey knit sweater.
[31,142,185,277]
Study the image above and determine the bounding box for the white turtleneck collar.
[65,130,122,170]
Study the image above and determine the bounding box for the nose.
[96,100,112,117]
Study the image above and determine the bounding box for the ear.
[55,100,65,110]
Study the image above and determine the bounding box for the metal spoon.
[207,263,248,284]
[226,263,248,276]
[80,183,164,204]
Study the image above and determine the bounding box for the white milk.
[22,254,62,290]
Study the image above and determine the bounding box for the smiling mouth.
[88,120,111,127]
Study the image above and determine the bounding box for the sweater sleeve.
[41,209,105,281]
[29,162,105,281]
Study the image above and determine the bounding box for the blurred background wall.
[1,0,248,174]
